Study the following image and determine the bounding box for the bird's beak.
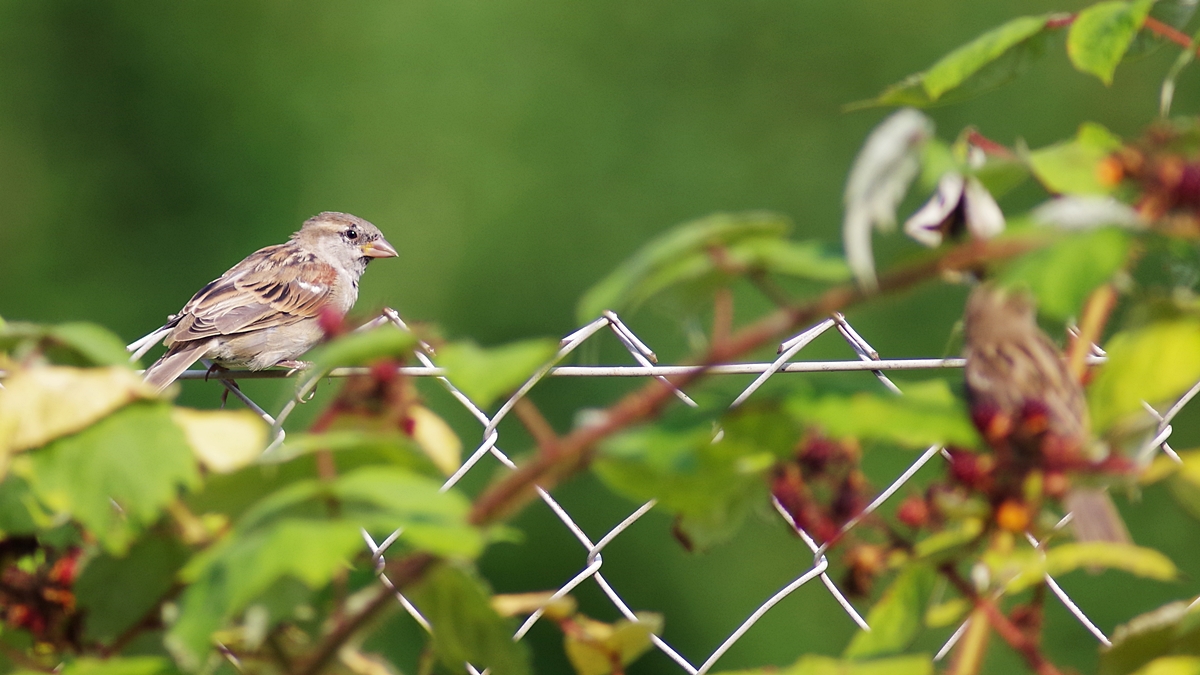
[361,238,398,259]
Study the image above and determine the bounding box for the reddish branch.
[295,234,1050,673]
[941,565,1064,675]
[293,553,436,675]
[468,235,1046,525]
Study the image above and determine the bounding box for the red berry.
[897,495,929,528]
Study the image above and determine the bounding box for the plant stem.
[1068,284,1117,382]
[949,607,991,675]
[293,553,435,675]
[941,566,1064,675]
[469,236,1046,525]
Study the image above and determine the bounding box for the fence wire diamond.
[145,308,1196,674]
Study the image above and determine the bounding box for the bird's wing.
[167,244,339,342]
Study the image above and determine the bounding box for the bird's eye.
[346,229,359,240]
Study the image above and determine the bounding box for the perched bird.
[962,284,1130,543]
[132,212,397,392]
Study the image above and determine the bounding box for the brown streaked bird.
[134,212,397,392]
[963,284,1130,544]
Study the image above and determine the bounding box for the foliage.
[6,2,1200,675]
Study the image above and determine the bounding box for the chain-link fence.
[165,308,1197,675]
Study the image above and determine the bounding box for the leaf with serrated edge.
[787,380,981,449]
[172,408,267,474]
[0,365,153,463]
[845,565,936,659]
[1089,319,1200,434]
[924,14,1054,99]
[17,402,199,554]
[1027,122,1124,195]
[712,653,933,675]
[998,227,1130,321]
[576,211,792,322]
[305,326,417,376]
[1069,0,1157,84]
[437,338,559,409]
[168,519,364,668]
[11,657,175,675]
[409,405,463,476]
[410,563,532,675]
[1101,601,1200,675]
[1006,542,1177,593]
[565,612,663,675]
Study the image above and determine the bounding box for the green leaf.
[12,657,177,675]
[0,365,154,463]
[230,467,482,558]
[913,517,985,561]
[0,321,132,367]
[331,467,483,557]
[971,156,1031,198]
[1130,656,1200,675]
[851,15,1056,108]
[1006,542,1178,593]
[924,15,1056,99]
[410,563,532,675]
[15,402,200,554]
[306,325,417,375]
[1101,601,1200,675]
[1089,318,1200,433]
[595,405,797,550]
[437,338,560,409]
[0,476,41,536]
[786,380,980,449]
[1027,122,1125,195]
[714,653,933,675]
[844,565,937,659]
[168,519,364,669]
[258,429,438,475]
[75,535,190,644]
[725,237,850,282]
[577,211,843,322]
[1068,0,1157,85]
[998,227,1131,320]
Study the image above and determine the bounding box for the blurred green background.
[2,1,1199,673]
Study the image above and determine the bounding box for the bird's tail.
[143,341,211,392]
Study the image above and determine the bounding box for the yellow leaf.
[0,365,152,465]
[171,408,268,473]
[491,591,578,620]
[409,405,462,476]
[564,612,663,675]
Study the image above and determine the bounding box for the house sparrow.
[963,285,1130,543]
[134,212,397,392]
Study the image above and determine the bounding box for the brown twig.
[469,235,1047,525]
[712,288,734,348]
[1068,284,1117,383]
[513,398,562,457]
[288,235,1050,674]
[0,641,55,673]
[941,566,1064,675]
[292,553,435,675]
[1144,16,1196,52]
[101,582,183,657]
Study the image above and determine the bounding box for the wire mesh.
[152,309,1195,674]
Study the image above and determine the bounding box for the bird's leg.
[201,362,237,408]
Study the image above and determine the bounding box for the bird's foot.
[276,360,312,377]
